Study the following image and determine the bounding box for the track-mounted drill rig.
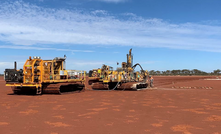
[88,49,149,90]
[4,56,85,94]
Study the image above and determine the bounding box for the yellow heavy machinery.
[88,49,149,90]
[4,56,85,94]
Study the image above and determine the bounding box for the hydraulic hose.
[132,63,147,82]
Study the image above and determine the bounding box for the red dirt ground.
[1,76,221,134]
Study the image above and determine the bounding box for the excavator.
[88,49,149,90]
[4,56,85,94]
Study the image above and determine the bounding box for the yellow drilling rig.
[4,56,85,94]
[88,49,149,90]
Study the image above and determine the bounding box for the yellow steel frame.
[7,57,87,89]
[6,71,86,88]
[23,58,43,84]
[6,83,42,88]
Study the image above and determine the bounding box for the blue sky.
[0,0,221,73]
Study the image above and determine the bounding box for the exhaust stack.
[14,61,17,70]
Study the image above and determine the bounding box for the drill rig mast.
[88,49,148,90]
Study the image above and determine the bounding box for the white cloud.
[0,45,94,52]
[90,0,128,3]
[91,10,108,15]
[0,62,13,67]
[65,59,116,71]
[0,1,221,52]
[0,62,24,74]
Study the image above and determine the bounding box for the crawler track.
[43,83,85,94]
[91,82,148,90]
[11,83,85,95]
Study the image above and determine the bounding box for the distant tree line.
[0,69,221,76]
[148,69,221,76]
